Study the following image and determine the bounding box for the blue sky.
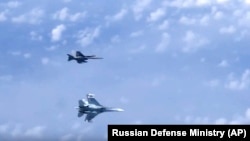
[1,0,250,140]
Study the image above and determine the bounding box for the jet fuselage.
[76,94,124,122]
[78,104,104,113]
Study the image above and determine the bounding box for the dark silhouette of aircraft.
[67,51,103,64]
[75,93,124,122]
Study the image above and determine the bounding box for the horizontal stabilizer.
[78,112,84,117]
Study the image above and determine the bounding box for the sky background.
[1,0,250,140]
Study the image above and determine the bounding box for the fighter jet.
[75,93,124,122]
[67,51,103,64]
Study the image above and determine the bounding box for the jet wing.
[76,59,87,64]
[78,112,84,117]
[85,112,99,122]
[87,94,102,106]
[76,51,85,57]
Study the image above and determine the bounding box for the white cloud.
[30,31,43,41]
[151,75,166,87]
[0,12,7,22]
[219,25,236,34]
[129,45,146,54]
[167,0,232,8]
[105,8,127,25]
[71,122,81,130]
[167,0,193,8]
[246,108,250,120]
[53,7,68,21]
[45,45,58,51]
[63,0,72,3]
[179,15,210,26]
[213,11,224,20]
[0,75,13,81]
[233,9,243,17]
[61,134,74,141]
[205,79,220,87]
[215,118,227,124]
[76,26,100,47]
[229,120,242,124]
[238,11,250,27]
[7,1,21,8]
[225,69,250,90]
[218,60,229,67]
[158,20,169,30]
[23,53,31,59]
[213,108,250,124]
[110,35,120,43]
[53,7,86,22]
[216,0,229,4]
[11,124,22,137]
[12,8,44,24]
[74,126,94,141]
[244,0,250,5]
[196,0,211,6]
[8,51,31,59]
[132,0,152,20]
[182,30,209,53]
[133,120,143,124]
[147,8,165,22]
[168,0,210,8]
[179,16,196,25]
[199,15,210,26]
[0,124,9,134]
[155,32,170,53]
[130,30,143,38]
[184,116,209,124]
[200,57,206,63]
[235,30,250,41]
[24,126,46,138]
[51,24,66,42]
[112,9,127,21]
[10,51,21,56]
[41,57,49,65]
[0,124,49,139]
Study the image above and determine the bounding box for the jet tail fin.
[67,54,74,61]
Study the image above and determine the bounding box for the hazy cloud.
[24,126,46,138]
[132,0,152,20]
[155,32,171,53]
[12,8,44,24]
[51,24,66,42]
[225,69,250,90]
[147,8,165,22]
[53,7,86,22]
[76,26,100,47]
[182,30,209,53]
